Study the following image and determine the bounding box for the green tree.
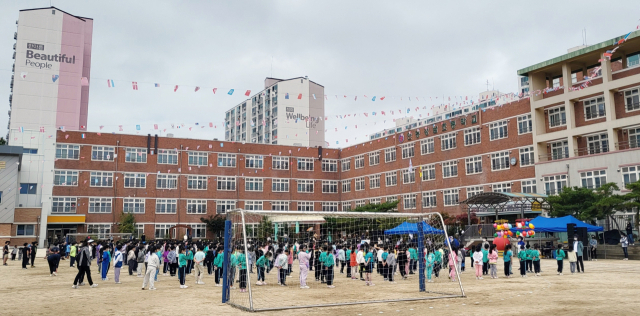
[200,214,226,238]
[117,212,137,236]
[586,183,626,231]
[621,180,640,230]
[255,216,274,240]
[547,186,597,220]
[0,137,6,145]
[352,200,399,213]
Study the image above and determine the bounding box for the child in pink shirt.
[448,247,458,282]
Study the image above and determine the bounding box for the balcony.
[616,139,640,150]
[539,152,569,162]
[574,144,609,157]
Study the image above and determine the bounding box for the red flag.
[153,124,158,130]
[380,96,385,100]
[174,85,179,92]
[209,122,213,127]
[297,93,302,99]
[195,86,200,92]
[132,82,138,90]
[245,90,251,96]
[213,88,217,94]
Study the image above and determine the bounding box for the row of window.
[543,166,639,195]
[85,223,207,239]
[546,91,640,127]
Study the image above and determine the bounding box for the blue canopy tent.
[384,221,445,235]
[510,215,603,233]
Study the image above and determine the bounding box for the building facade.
[224,77,325,147]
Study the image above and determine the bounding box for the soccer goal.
[223,210,465,312]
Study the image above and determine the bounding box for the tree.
[255,216,274,240]
[200,214,226,239]
[117,212,137,237]
[621,180,640,230]
[586,183,626,231]
[352,200,399,213]
[0,137,6,145]
[547,186,597,221]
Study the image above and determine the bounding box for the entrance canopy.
[384,221,444,235]
[461,192,549,224]
[510,215,603,233]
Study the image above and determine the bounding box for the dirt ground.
[1,257,639,316]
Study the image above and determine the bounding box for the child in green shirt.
[555,244,565,275]
[178,248,188,288]
[517,245,527,277]
[532,244,541,276]
[256,252,272,285]
[213,248,224,286]
[235,246,248,292]
[324,247,335,288]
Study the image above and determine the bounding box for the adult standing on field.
[30,242,38,268]
[72,240,98,289]
[21,243,30,269]
[626,223,635,246]
[3,241,9,266]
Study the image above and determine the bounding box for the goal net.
[223,210,465,312]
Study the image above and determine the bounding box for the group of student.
[2,241,38,269]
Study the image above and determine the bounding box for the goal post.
[223,210,465,312]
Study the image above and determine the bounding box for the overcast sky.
[1,0,638,147]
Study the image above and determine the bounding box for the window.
[369,174,380,189]
[492,183,512,193]
[571,72,577,84]
[443,189,459,206]
[521,180,537,194]
[464,127,481,145]
[491,151,510,171]
[385,148,396,162]
[386,196,398,207]
[544,174,567,195]
[188,151,208,166]
[420,138,435,154]
[518,114,532,134]
[54,170,78,186]
[187,175,207,190]
[385,171,397,187]
[403,194,417,209]
[216,200,235,214]
[625,88,640,112]
[402,169,415,184]
[355,177,365,191]
[272,179,289,192]
[156,199,177,214]
[89,224,112,240]
[271,201,289,211]
[548,106,566,127]
[550,141,569,160]
[628,53,640,68]
[297,179,314,193]
[322,159,338,172]
[17,224,35,236]
[581,170,607,189]
[467,186,483,199]
[422,192,437,208]
[155,224,174,239]
[297,158,314,171]
[272,156,289,170]
[584,97,606,120]
[125,148,147,163]
[190,224,206,238]
[341,158,351,171]
[89,171,113,187]
[124,173,146,188]
[245,201,263,211]
[442,160,458,178]
[92,146,114,161]
[401,143,414,159]
[622,165,640,188]
[586,133,609,154]
[157,149,178,165]
[187,199,207,214]
[19,183,37,195]
[217,176,236,191]
[218,153,237,167]
[370,198,381,205]
[519,147,534,166]
[465,156,482,175]
[123,198,145,213]
[55,144,80,159]
[368,152,380,166]
[421,164,436,181]
[355,199,366,208]
[342,203,352,212]
[245,155,263,169]
[629,127,640,149]
[297,201,314,212]
[88,197,112,213]
[245,178,263,191]
[22,148,38,154]
[441,133,456,150]
[322,180,338,193]
[156,174,178,189]
[52,197,77,213]
[489,120,508,140]
[552,77,560,88]
[342,180,351,193]
[322,202,338,212]
[354,155,365,169]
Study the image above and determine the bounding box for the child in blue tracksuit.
[101,245,111,280]
[426,249,435,282]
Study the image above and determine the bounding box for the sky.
[1,0,638,147]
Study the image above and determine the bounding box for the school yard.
[1,258,639,315]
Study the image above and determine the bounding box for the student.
[47,248,61,276]
[155,247,163,282]
[65,243,71,259]
[408,246,417,274]
[11,245,18,261]
[319,246,327,283]
[488,244,498,279]
[568,245,577,274]
[236,246,247,293]
[397,246,408,280]
[113,245,124,284]
[137,246,146,277]
[30,242,37,268]
[433,246,442,278]
[381,246,389,281]
[324,246,336,288]
[448,246,458,282]
[21,243,30,269]
[472,246,483,280]
[142,246,158,290]
[256,251,271,286]
[555,244,565,275]
[213,247,224,286]
[481,244,489,275]
[178,247,188,289]
[364,246,375,286]
[286,246,294,276]
[386,249,396,283]
[517,245,527,277]
[589,235,598,261]
[72,240,98,289]
[247,246,256,275]
[69,243,77,267]
[205,247,215,275]
[194,246,206,285]
[345,245,352,278]
[101,245,111,281]
[3,241,9,266]
[425,248,435,283]
[298,245,311,289]
[313,248,322,281]
[186,246,194,275]
[503,245,512,278]
[274,248,288,286]
[229,248,238,289]
[532,244,541,276]
[337,245,346,274]
[459,247,466,272]
[168,246,178,277]
[525,244,533,273]
[356,246,366,281]
[127,246,136,276]
[162,246,170,275]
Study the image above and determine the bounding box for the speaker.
[567,223,576,250]
[318,146,323,161]
[141,235,146,242]
[576,227,588,249]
